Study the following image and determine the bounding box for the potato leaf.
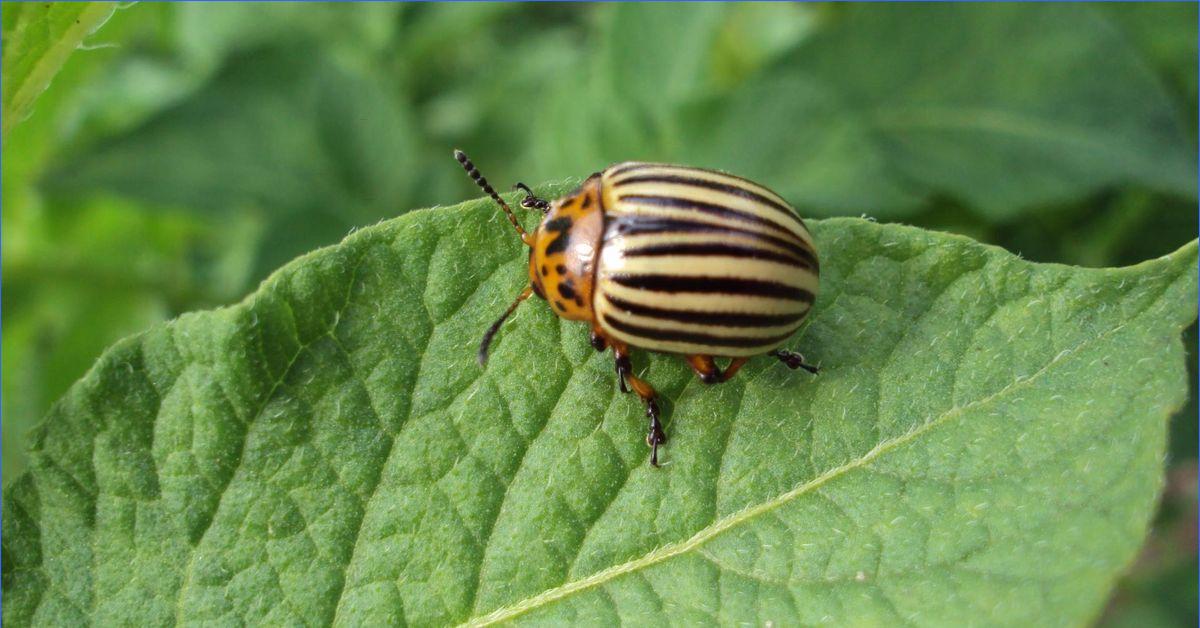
[3,191,1196,626]
[684,4,1198,218]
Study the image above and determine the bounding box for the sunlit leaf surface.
[3,191,1195,626]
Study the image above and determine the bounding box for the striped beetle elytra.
[455,150,819,467]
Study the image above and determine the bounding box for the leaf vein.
[460,292,1164,626]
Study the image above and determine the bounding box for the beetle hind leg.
[772,349,819,374]
[685,355,749,384]
[613,345,666,466]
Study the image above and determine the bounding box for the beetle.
[455,150,819,467]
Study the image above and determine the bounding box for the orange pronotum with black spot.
[454,150,821,467]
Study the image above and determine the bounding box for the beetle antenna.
[455,149,533,246]
[478,285,534,366]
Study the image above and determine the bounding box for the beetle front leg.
[771,349,819,374]
[613,345,665,466]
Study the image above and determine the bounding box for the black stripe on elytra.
[609,273,815,302]
[603,312,797,348]
[623,242,812,269]
[607,217,819,271]
[613,174,806,230]
[617,194,804,241]
[604,294,807,328]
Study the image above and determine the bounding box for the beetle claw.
[645,399,665,467]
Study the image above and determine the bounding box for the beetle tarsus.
[645,399,665,467]
[772,349,819,374]
[615,354,632,393]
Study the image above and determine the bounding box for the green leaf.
[3,190,1196,626]
[682,4,1197,218]
[1,1,117,138]
[1099,2,1198,115]
[175,3,404,69]
[528,3,815,179]
[44,46,419,277]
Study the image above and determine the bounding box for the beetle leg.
[614,345,665,466]
[720,358,749,382]
[771,349,819,374]
[590,329,608,352]
[684,355,749,384]
[685,355,720,384]
[614,353,630,394]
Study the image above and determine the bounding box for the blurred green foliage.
[2,3,1196,625]
[2,2,117,137]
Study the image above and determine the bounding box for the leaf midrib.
[459,251,1188,627]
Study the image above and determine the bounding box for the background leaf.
[1,1,116,138]
[3,196,1195,626]
[45,46,419,277]
[682,3,1196,218]
[174,2,402,69]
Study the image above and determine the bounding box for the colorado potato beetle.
[455,150,819,467]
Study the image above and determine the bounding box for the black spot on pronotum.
[574,297,585,307]
[543,232,570,256]
[542,216,574,256]
[580,195,592,209]
[544,217,573,232]
[556,264,567,274]
[557,281,577,300]
[541,265,549,276]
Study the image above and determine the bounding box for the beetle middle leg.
[612,344,665,466]
[684,355,749,384]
